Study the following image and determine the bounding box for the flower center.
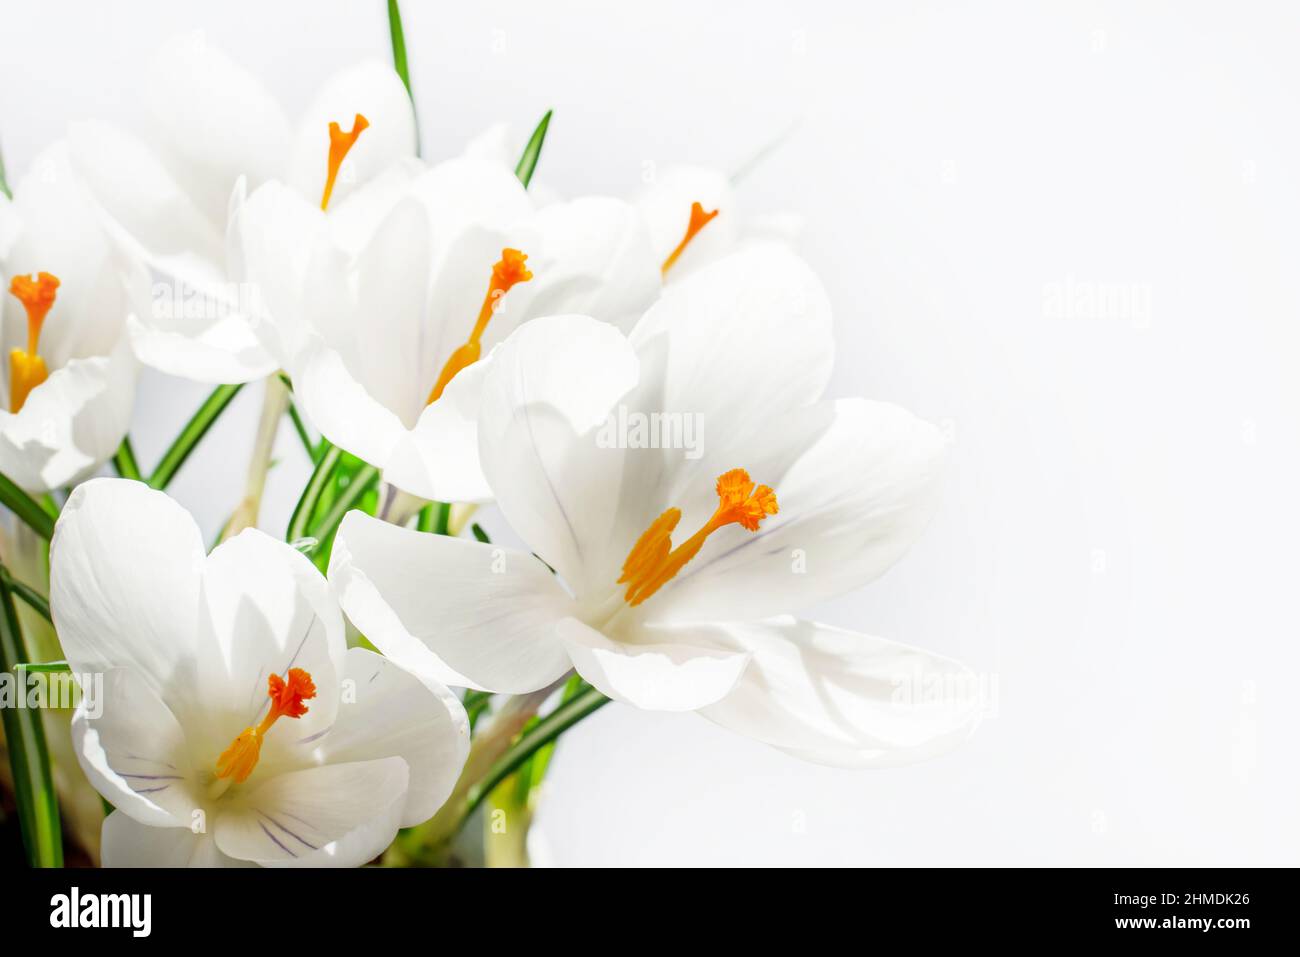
[8,271,60,413]
[426,248,533,404]
[320,113,370,211]
[660,201,719,276]
[618,468,777,606]
[215,668,317,784]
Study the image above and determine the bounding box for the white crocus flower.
[232,151,662,503]
[332,247,981,767]
[0,142,136,491]
[64,32,417,384]
[50,479,468,867]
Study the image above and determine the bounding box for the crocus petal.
[101,810,251,867]
[144,31,291,227]
[654,398,947,623]
[126,311,277,385]
[477,315,640,591]
[50,479,203,711]
[314,648,469,826]
[195,529,345,760]
[628,245,833,446]
[0,337,137,492]
[286,60,417,209]
[3,140,126,366]
[408,158,532,263]
[698,617,982,767]
[214,756,409,867]
[381,356,491,503]
[558,617,750,712]
[634,164,738,277]
[71,668,198,827]
[330,512,574,694]
[65,120,224,266]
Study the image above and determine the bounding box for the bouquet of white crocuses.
[0,10,980,869]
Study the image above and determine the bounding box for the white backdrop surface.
[2,0,1296,865]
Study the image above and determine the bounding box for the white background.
[3,0,1297,865]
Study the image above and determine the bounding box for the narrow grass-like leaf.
[387,0,420,153]
[148,383,244,490]
[0,564,63,866]
[0,567,51,623]
[287,443,342,542]
[15,660,69,674]
[471,523,491,543]
[306,463,379,557]
[112,436,142,482]
[0,140,11,199]
[463,684,609,820]
[514,110,553,187]
[286,400,315,460]
[0,473,56,540]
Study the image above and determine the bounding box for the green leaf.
[0,473,56,540]
[148,384,244,490]
[0,140,11,200]
[463,683,609,820]
[305,462,379,568]
[387,0,420,153]
[111,436,143,482]
[0,567,51,623]
[14,660,69,674]
[0,563,63,866]
[471,522,491,544]
[286,400,315,460]
[286,442,342,542]
[514,110,553,188]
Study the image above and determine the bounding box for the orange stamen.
[618,468,777,606]
[660,201,719,275]
[8,272,60,413]
[426,248,533,404]
[320,113,370,211]
[215,668,316,784]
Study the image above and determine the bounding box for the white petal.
[72,668,198,827]
[315,648,469,826]
[144,32,291,225]
[101,811,250,868]
[478,315,640,590]
[408,158,532,262]
[214,756,409,867]
[634,164,737,277]
[286,60,417,208]
[517,196,661,328]
[655,398,947,622]
[699,617,982,767]
[65,120,224,262]
[0,338,137,492]
[330,512,574,694]
[126,312,277,385]
[290,336,408,469]
[628,245,832,441]
[194,530,345,761]
[381,356,491,503]
[558,617,750,712]
[50,479,204,711]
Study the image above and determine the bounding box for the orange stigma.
[426,248,533,404]
[660,201,719,275]
[618,468,777,606]
[320,113,369,210]
[8,272,60,413]
[215,668,316,784]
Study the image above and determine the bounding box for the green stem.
[0,562,63,867]
[286,400,315,461]
[221,377,287,540]
[287,443,342,542]
[515,110,553,187]
[148,384,244,490]
[0,473,56,540]
[111,436,142,482]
